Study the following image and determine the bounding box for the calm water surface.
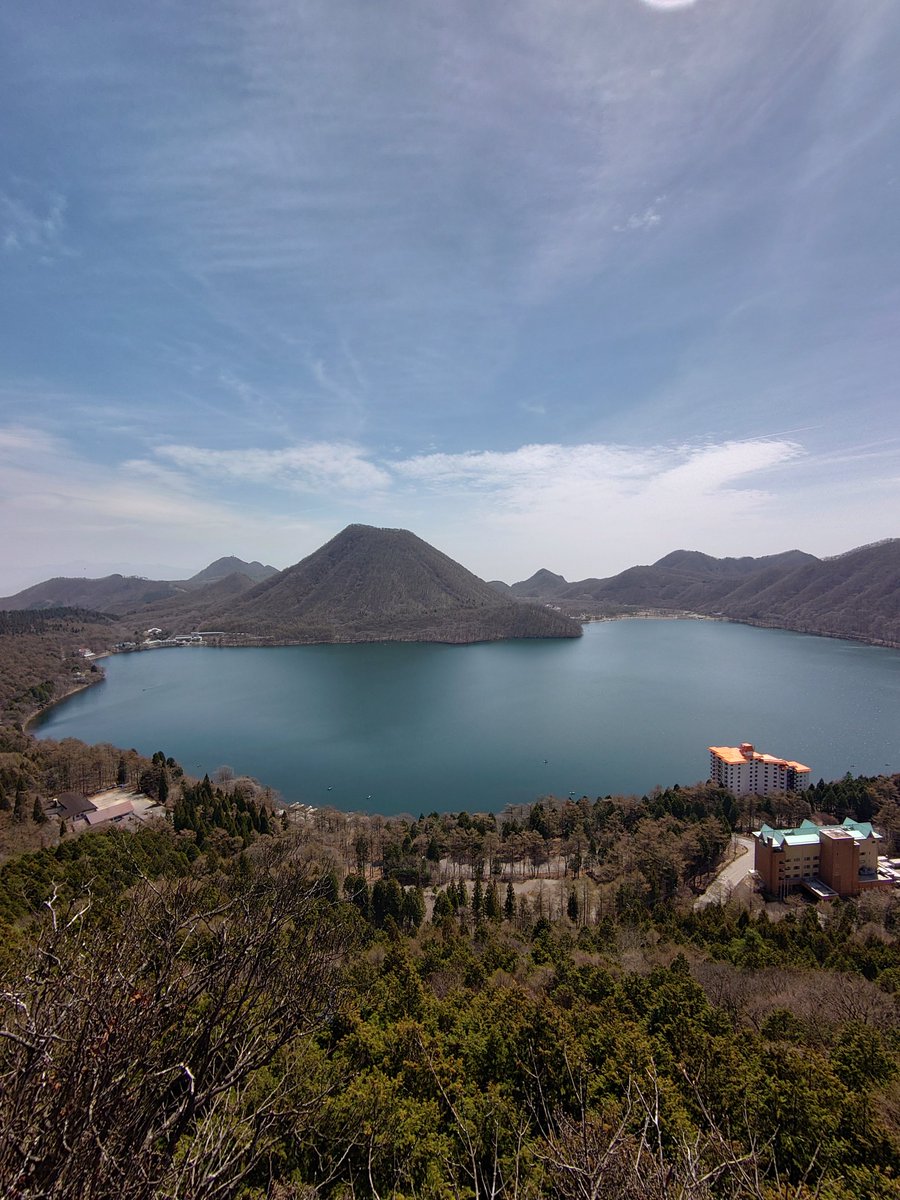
[34,621,900,814]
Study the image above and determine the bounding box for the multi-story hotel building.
[708,742,810,796]
[754,817,889,899]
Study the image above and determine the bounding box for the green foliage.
[172,775,270,848]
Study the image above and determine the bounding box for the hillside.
[195,524,582,643]
[0,574,184,614]
[187,556,277,585]
[0,556,277,614]
[0,608,116,726]
[500,540,899,646]
[0,747,898,1198]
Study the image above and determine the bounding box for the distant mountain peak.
[188,557,278,585]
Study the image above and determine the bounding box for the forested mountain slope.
[0,557,277,614]
[500,540,899,645]
[199,524,582,642]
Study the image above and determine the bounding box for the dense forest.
[1,726,899,1199]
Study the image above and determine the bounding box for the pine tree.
[14,783,27,823]
[484,880,501,921]
[505,881,516,921]
[116,757,127,786]
[32,796,47,825]
[472,877,484,920]
[567,889,579,924]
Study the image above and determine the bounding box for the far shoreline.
[22,656,109,734]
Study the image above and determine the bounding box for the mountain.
[0,574,185,614]
[499,541,899,646]
[0,557,277,614]
[194,525,582,643]
[187,557,277,586]
[509,569,569,599]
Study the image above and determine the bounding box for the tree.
[116,757,127,786]
[484,880,502,922]
[567,889,579,924]
[472,876,484,921]
[401,886,426,931]
[343,873,370,920]
[31,797,47,825]
[505,881,516,921]
[0,860,354,1198]
[13,783,27,823]
[354,834,370,874]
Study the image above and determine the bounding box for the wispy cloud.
[0,425,326,589]
[1,187,68,258]
[0,421,893,591]
[0,2,897,587]
[148,442,392,493]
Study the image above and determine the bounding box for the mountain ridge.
[0,557,278,614]
[495,540,899,646]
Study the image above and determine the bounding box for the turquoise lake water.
[33,620,900,815]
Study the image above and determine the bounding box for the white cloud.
[639,0,699,10]
[149,442,392,493]
[394,438,799,498]
[0,425,324,591]
[0,189,67,258]
[0,424,892,594]
[614,199,665,233]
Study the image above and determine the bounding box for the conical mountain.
[188,556,277,585]
[205,524,582,643]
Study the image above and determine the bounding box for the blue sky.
[1,0,898,592]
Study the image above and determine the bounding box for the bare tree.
[537,1069,820,1200]
[0,863,355,1199]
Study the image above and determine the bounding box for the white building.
[708,742,810,796]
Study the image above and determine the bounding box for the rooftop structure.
[709,742,810,796]
[54,792,97,819]
[83,800,134,825]
[754,817,891,898]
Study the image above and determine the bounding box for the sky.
[1,0,898,593]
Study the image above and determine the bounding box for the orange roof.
[709,745,810,772]
[709,745,748,765]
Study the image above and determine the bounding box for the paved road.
[694,835,756,909]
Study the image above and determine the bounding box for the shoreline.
[573,610,898,650]
[22,665,106,733]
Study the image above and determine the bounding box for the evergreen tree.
[472,877,484,920]
[567,889,579,924]
[320,869,340,904]
[504,881,516,921]
[13,783,27,823]
[0,783,9,812]
[343,874,371,920]
[402,886,426,930]
[116,757,127,786]
[32,796,47,825]
[432,889,453,923]
[484,880,501,921]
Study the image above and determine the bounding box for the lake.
[33,620,900,815]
